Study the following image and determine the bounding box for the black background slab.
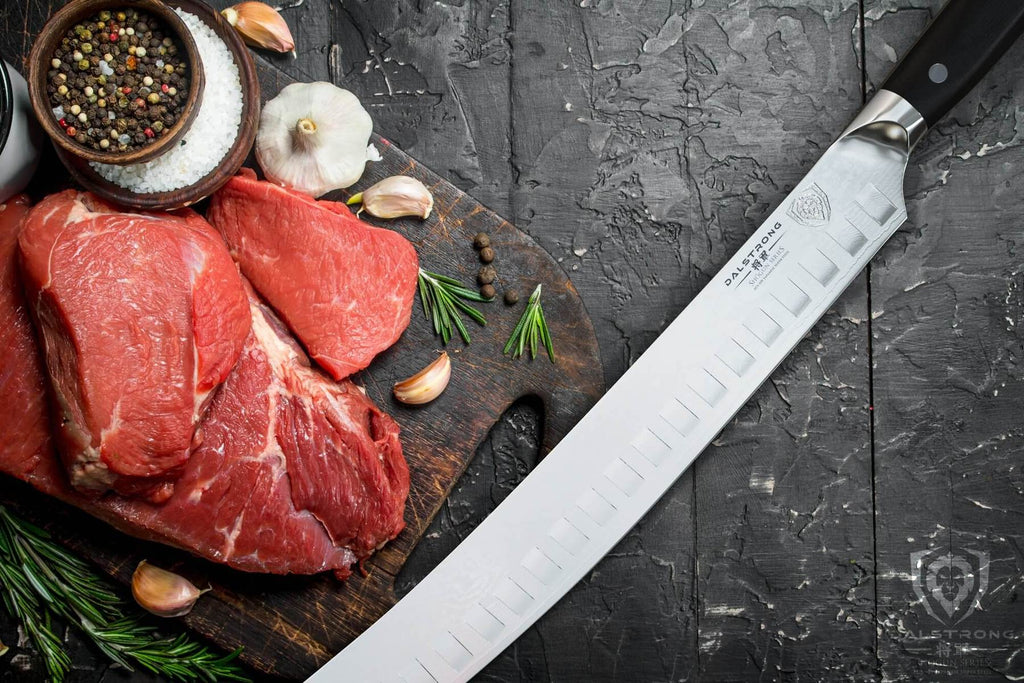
[2,0,1022,680]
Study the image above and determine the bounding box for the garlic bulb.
[131,561,208,618]
[222,2,295,53]
[348,176,434,219]
[394,353,451,405]
[256,82,374,198]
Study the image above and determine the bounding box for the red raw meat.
[1,208,409,575]
[18,191,250,500]
[0,195,56,485]
[208,170,419,380]
[86,294,409,576]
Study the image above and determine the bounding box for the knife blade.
[310,2,1024,681]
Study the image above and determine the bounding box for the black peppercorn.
[477,266,497,285]
[479,246,495,264]
[503,290,519,306]
[480,284,496,300]
[472,232,491,250]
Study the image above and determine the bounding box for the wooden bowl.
[28,0,205,166]
[52,0,260,211]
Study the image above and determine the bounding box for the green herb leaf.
[504,284,556,362]
[0,505,251,682]
[418,268,490,344]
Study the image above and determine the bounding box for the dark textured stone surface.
[866,2,1024,681]
[1,0,1022,680]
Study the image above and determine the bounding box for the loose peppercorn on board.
[1,28,605,683]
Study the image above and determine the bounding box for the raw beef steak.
[85,293,410,576]
[0,195,56,484]
[18,191,250,500]
[208,170,419,380]
[0,259,409,576]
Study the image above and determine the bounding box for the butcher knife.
[310,2,1024,681]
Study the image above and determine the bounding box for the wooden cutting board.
[1,52,604,680]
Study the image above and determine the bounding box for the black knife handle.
[881,0,1024,127]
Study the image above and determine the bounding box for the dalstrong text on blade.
[723,221,783,288]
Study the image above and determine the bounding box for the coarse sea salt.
[90,9,243,194]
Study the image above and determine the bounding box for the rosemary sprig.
[417,268,491,344]
[0,505,250,683]
[503,284,555,362]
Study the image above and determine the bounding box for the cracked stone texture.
[865,1,1024,681]
[1,0,1022,681]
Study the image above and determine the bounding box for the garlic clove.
[348,176,434,219]
[394,353,451,405]
[131,561,208,618]
[222,2,295,53]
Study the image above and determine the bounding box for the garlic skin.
[222,2,295,53]
[131,561,207,618]
[394,353,451,405]
[348,176,434,219]
[256,82,374,198]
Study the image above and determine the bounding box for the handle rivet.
[928,62,949,84]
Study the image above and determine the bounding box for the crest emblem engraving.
[910,548,989,625]
[787,183,831,227]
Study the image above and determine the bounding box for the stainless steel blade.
[307,91,924,683]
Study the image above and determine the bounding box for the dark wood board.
[0,5,604,680]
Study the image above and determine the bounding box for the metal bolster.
[841,89,928,151]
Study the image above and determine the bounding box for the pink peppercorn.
[144,127,155,138]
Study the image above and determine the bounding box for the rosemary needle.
[504,284,555,362]
[0,505,250,682]
[418,268,491,344]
